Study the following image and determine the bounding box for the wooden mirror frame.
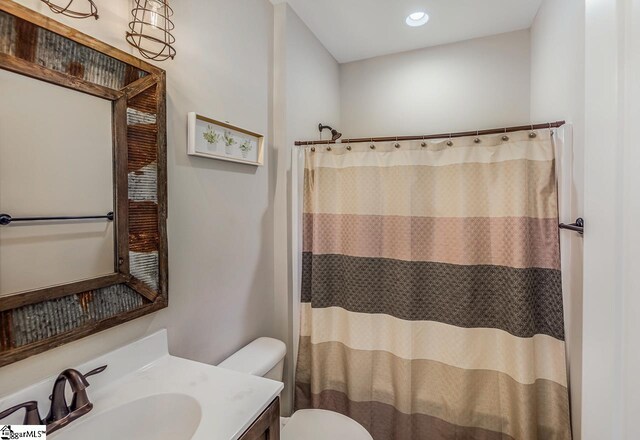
[0,2,168,366]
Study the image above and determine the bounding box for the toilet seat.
[281,409,372,440]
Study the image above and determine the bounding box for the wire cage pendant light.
[126,0,176,61]
[40,0,98,19]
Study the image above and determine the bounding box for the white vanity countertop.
[0,330,283,440]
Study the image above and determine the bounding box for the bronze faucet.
[0,401,43,425]
[0,365,107,434]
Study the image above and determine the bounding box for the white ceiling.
[272,0,542,63]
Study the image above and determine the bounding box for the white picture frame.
[187,112,264,166]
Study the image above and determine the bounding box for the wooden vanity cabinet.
[239,397,280,440]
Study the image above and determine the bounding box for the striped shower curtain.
[295,130,572,440]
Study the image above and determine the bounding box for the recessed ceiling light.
[406,11,429,27]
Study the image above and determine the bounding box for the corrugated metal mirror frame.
[0,1,168,367]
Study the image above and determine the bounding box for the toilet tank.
[217,337,287,381]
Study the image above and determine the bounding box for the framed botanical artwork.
[187,113,264,166]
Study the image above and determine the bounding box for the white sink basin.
[0,330,283,440]
[55,394,202,440]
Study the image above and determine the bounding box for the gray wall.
[272,3,341,413]
[339,30,531,138]
[530,2,585,438]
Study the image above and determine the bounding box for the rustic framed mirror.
[0,2,168,366]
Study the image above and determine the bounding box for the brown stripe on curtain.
[296,385,516,440]
[296,338,571,440]
[301,253,564,339]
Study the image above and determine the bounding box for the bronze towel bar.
[0,212,114,226]
[559,218,584,235]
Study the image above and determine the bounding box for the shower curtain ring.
[395,136,400,149]
[474,130,481,144]
[370,138,375,149]
[502,128,509,142]
[421,135,426,148]
[447,133,453,147]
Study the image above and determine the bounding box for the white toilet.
[218,337,373,440]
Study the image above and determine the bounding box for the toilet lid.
[281,409,372,440]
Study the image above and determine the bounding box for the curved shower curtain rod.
[294,120,566,146]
